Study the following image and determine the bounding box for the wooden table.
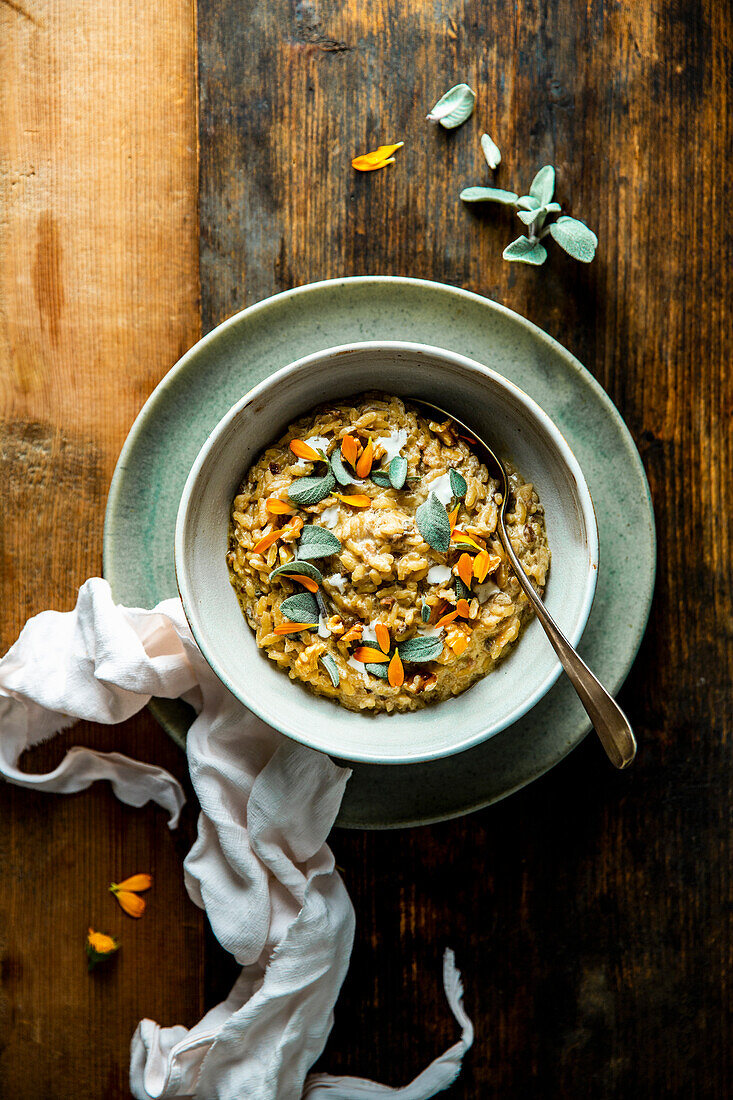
[1,1,730,1095]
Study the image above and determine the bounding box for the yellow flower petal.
[111,888,146,918]
[87,928,118,955]
[352,142,404,171]
[113,874,152,893]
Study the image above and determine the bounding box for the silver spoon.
[411,398,636,769]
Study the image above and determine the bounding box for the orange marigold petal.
[341,434,359,467]
[355,438,374,478]
[273,622,318,635]
[473,550,490,583]
[448,504,460,532]
[333,493,371,508]
[375,623,390,654]
[113,890,146,918]
[435,609,459,628]
[457,553,474,588]
[388,651,404,687]
[266,498,295,515]
[114,874,152,893]
[252,529,282,554]
[353,646,389,663]
[289,574,319,593]
[451,633,470,656]
[456,599,471,619]
[452,530,486,552]
[290,439,323,462]
[352,143,403,171]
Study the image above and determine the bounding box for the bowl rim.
[175,339,599,763]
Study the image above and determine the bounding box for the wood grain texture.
[199,0,731,1096]
[0,0,202,1095]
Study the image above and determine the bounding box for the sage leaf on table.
[329,450,354,487]
[460,186,519,205]
[481,132,501,169]
[459,149,597,270]
[426,83,476,129]
[296,525,342,560]
[287,468,335,506]
[269,560,323,584]
[280,592,320,623]
[371,470,392,488]
[529,165,556,206]
[416,491,451,553]
[549,216,599,263]
[397,635,444,662]
[389,455,408,490]
[449,468,467,498]
[502,236,548,265]
[365,662,389,679]
[320,653,340,687]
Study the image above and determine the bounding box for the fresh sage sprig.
[296,526,342,560]
[416,491,451,553]
[461,162,597,266]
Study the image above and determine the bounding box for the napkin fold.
[0,579,473,1099]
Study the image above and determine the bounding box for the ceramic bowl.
[175,341,598,764]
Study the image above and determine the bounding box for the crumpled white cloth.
[0,579,473,1099]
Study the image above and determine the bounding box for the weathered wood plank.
[0,0,202,1094]
[199,0,731,1096]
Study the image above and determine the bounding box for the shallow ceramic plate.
[103,277,656,828]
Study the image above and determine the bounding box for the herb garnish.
[287,469,335,506]
[416,491,451,553]
[296,526,342,560]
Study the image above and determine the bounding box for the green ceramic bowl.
[175,341,598,764]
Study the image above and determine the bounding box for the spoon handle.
[498,528,637,770]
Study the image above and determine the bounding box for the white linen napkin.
[0,579,473,1099]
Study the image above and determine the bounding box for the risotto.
[226,392,550,713]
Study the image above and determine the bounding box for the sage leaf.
[426,83,476,129]
[517,201,561,227]
[297,525,342,560]
[516,194,542,211]
[529,165,555,206]
[502,236,548,265]
[287,468,335,506]
[397,635,444,663]
[330,450,354,487]
[389,455,408,490]
[320,653,340,687]
[460,186,518,205]
[365,662,389,679]
[416,491,451,553]
[549,216,598,263]
[421,601,431,623]
[269,560,323,584]
[371,470,392,488]
[480,132,501,170]
[281,592,320,623]
[316,589,329,619]
[449,468,467,498]
[455,577,472,601]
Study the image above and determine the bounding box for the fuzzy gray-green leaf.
[320,653,340,687]
[502,236,548,265]
[549,216,598,263]
[330,450,354,487]
[365,662,389,679]
[455,577,472,601]
[280,592,320,623]
[449,468,467,499]
[389,455,408,490]
[287,469,335,506]
[426,83,476,129]
[268,560,323,584]
[460,186,518,205]
[421,601,431,623]
[296,525,342,560]
[480,132,501,169]
[397,635,444,662]
[516,194,542,211]
[517,201,561,228]
[371,469,392,488]
[416,491,451,553]
[529,165,555,206]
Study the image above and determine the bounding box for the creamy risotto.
[226,393,550,713]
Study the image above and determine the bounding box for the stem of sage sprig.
[460,156,598,266]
